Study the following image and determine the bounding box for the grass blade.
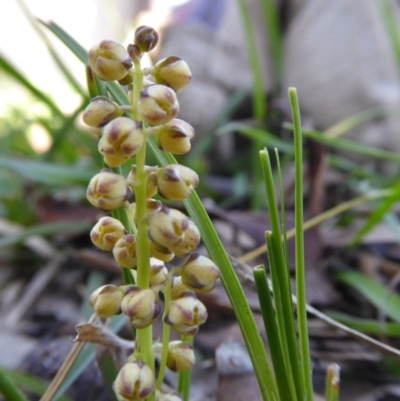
[289,87,313,401]
[0,369,29,401]
[337,270,400,323]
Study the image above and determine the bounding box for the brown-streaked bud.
[164,293,207,329]
[90,216,126,252]
[114,360,155,401]
[88,126,103,137]
[149,258,168,286]
[113,234,137,269]
[153,57,191,93]
[155,119,194,155]
[86,169,129,211]
[118,73,133,86]
[88,40,132,81]
[166,341,195,372]
[121,286,162,329]
[82,96,122,128]
[150,241,175,263]
[127,43,142,63]
[157,164,198,201]
[138,85,179,126]
[89,284,124,318]
[171,276,194,300]
[127,165,158,198]
[169,219,201,258]
[99,118,145,167]
[134,26,159,53]
[148,206,189,249]
[170,323,200,337]
[156,392,182,401]
[181,253,220,293]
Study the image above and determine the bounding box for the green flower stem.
[178,335,193,401]
[155,272,173,391]
[289,87,313,401]
[325,364,340,401]
[131,61,143,120]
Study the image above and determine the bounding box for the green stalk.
[178,335,193,401]
[131,61,153,375]
[289,87,313,401]
[325,364,340,401]
[253,266,296,401]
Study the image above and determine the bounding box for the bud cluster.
[83,26,220,400]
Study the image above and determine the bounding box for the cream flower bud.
[89,284,124,318]
[165,293,207,329]
[88,40,132,81]
[113,234,137,269]
[155,119,194,155]
[88,126,103,137]
[86,169,129,211]
[157,164,198,201]
[156,392,182,401]
[153,57,191,93]
[114,360,155,401]
[134,26,159,53]
[171,276,193,300]
[150,241,175,263]
[99,118,145,167]
[82,96,122,128]
[138,85,179,126]
[148,207,189,249]
[90,216,126,252]
[166,341,195,372]
[149,258,168,286]
[127,165,158,198]
[121,287,162,329]
[181,254,220,293]
[169,219,201,258]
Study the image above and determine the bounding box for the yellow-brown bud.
[114,360,155,401]
[127,165,158,198]
[169,219,201,258]
[150,241,175,263]
[113,234,137,269]
[157,164,198,201]
[149,258,168,286]
[99,118,145,167]
[88,126,103,137]
[88,40,132,81]
[153,56,191,93]
[138,85,179,126]
[86,169,129,211]
[82,96,122,128]
[90,216,126,252]
[171,276,193,300]
[89,284,124,318]
[166,341,195,372]
[164,293,207,329]
[156,392,182,401]
[148,207,189,249]
[155,119,194,155]
[134,26,159,53]
[121,286,162,329]
[181,253,220,293]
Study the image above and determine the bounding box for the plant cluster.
[83,26,220,401]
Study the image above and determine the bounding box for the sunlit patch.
[26,123,52,154]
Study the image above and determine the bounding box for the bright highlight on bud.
[88,40,132,81]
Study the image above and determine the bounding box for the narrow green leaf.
[285,124,400,163]
[337,270,400,322]
[97,350,119,401]
[0,55,63,118]
[0,156,96,186]
[352,179,400,245]
[0,369,29,401]
[0,221,91,249]
[4,371,72,401]
[326,311,400,337]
